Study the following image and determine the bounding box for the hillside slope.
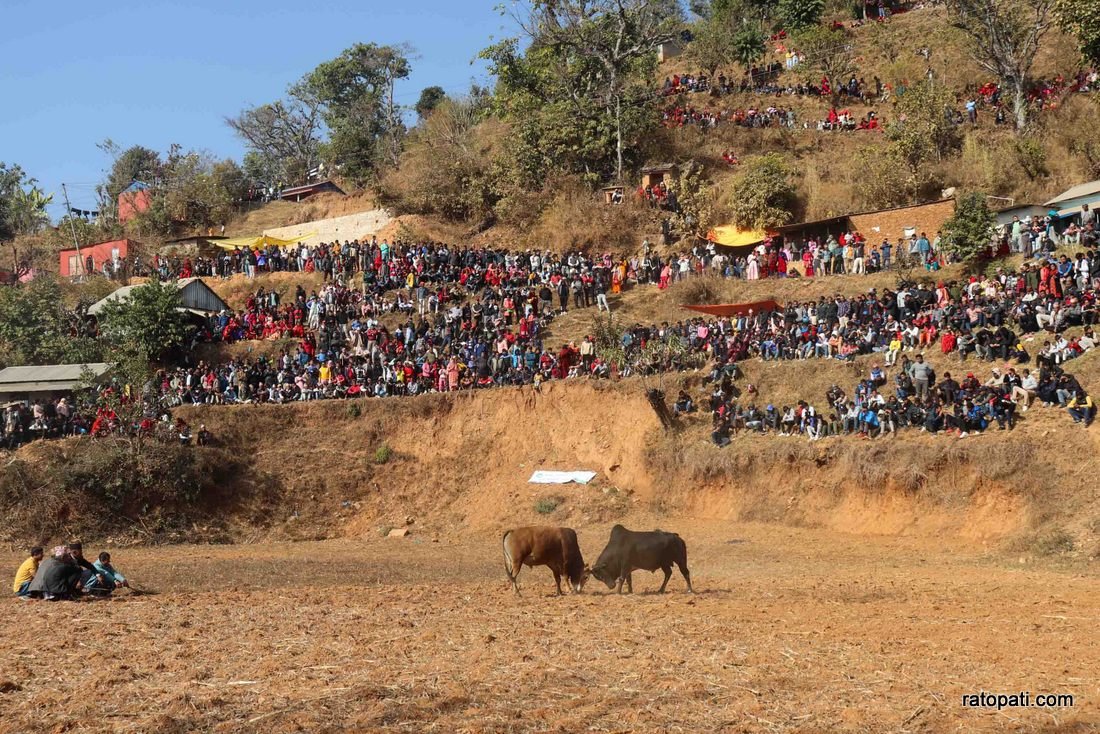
[181,359,1097,559]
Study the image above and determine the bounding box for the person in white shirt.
[1012,369,1039,410]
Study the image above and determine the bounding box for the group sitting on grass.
[661,69,880,105]
[708,356,1094,446]
[661,103,881,132]
[13,543,130,601]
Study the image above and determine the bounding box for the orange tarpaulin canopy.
[681,299,782,317]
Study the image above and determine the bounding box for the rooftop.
[1046,180,1100,206]
[0,363,110,394]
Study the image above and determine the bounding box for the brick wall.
[848,199,955,242]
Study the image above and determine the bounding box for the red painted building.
[118,182,152,223]
[58,239,132,277]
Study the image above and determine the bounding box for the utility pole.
[61,183,84,278]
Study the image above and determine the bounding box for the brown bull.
[502,526,586,595]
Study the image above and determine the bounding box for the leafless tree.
[946,0,1056,131]
[226,82,324,185]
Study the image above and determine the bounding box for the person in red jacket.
[940,329,957,355]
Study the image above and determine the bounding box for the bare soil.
[1,523,1097,733]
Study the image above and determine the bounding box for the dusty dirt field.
[1,522,1097,733]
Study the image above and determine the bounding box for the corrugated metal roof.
[1046,180,1100,206]
[0,380,90,393]
[0,363,109,386]
[280,180,345,197]
[179,279,229,313]
[87,285,139,314]
[88,278,229,315]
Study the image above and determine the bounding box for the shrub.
[1014,138,1049,180]
[0,439,256,544]
[534,496,564,514]
[679,276,728,306]
[728,154,797,229]
[778,0,826,32]
[941,192,996,266]
[1031,528,1076,556]
[886,80,962,172]
[373,443,393,465]
[854,147,922,210]
[346,401,362,419]
[526,178,647,253]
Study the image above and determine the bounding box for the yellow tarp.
[706,225,766,248]
[213,233,317,250]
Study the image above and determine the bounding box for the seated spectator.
[673,390,695,415]
[26,547,83,601]
[83,552,130,597]
[1067,391,1095,426]
[12,546,43,598]
[67,542,108,594]
[177,418,192,445]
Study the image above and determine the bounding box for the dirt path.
[2,523,1097,733]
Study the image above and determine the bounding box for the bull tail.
[502,530,515,578]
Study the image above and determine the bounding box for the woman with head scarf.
[26,546,83,601]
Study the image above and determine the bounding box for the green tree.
[479,37,644,189]
[381,96,500,223]
[732,25,767,67]
[854,147,921,209]
[729,153,797,229]
[0,276,104,366]
[941,192,995,265]
[0,164,52,238]
[415,86,448,119]
[303,43,411,182]
[669,160,719,237]
[778,0,826,31]
[689,11,738,74]
[946,0,1055,131]
[885,79,962,173]
[95,279,192,361]
[127,147,246,238]
[1014,137,1049,180]
[1054,0,1100,65]
[0,163,19,240]
[691,0,775,20]
[508,0,683,181]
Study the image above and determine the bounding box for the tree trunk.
[1012,81,1027,131]
[615,91,624,183]
[646,388,676,430]
[388,75,400,166]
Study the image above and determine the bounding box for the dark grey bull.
[586,524,693,594]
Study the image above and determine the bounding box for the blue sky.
[0,1,516,220]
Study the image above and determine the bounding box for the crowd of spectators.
[661,103,881,132]
[661,70,880,105]
[709,356,1093,445]
[966,70,1100,126]
[150,244,1100,442]
[6,232,1100,451]
[2,397,211,450]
